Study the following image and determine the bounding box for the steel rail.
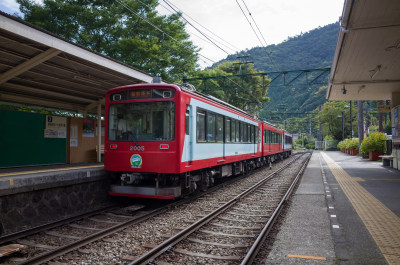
[129,153,305,265]
[8,153,303,264]
[17,206,165,265]
[241,151,312,265]
[0,205,118,245]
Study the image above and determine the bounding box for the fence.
[315,140,339,150]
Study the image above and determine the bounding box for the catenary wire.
[162,0,231,55]
[236,0,281,71]
[115,0,216,64]
[161,0,241,54]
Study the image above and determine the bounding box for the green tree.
[17,0,198,82]
[315,101,358,140]
[191,61,270,116]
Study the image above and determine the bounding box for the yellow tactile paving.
[0,165,104,178]
[321,152,400,265]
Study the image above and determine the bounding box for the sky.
[0,0,344,68]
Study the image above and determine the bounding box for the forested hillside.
[218,22,339,119]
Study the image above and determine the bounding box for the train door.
[252,125,256,155]
[216,114,224,159]
[185,105,193,164]
[258,125,262,153]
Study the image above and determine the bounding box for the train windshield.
[108,101,175,141]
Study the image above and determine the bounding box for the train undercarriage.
[109,151,292,199]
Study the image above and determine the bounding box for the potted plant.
[360,132,388,161]
[347,138,359,155]
[337,140,345,152]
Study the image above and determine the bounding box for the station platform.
[0,163,109,235]
[0,163,105,196]
[266,151,400,265]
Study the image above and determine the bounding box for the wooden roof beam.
[0,48,61,85]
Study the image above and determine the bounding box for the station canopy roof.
[0,12,154,114]
[327,0,400,101]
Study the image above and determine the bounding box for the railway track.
[130,152,311,265]
[0,152,308,264]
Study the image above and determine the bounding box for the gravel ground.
[1,153,308,265]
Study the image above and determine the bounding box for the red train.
[105,83,292,199]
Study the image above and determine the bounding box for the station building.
[0,11,155,168]
[327,0,400,167]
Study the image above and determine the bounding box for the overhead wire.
[161,0,240,54]
[236,0,281,71]
[162,0,230,55]
[115,0,216,65]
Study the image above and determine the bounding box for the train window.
[225,118,231,142]
[108,101,175,142]
[235,120,240,142]
[243,122,248,143]
[207,113,216,142]
[263,130,266,144]
[216,115,223,142]
[256,126,259,143]
[248,125,252,143]
[185,107,190,135]
[196,110,206,142]
[251,126,255,143]
[264,129,268,144]
[231,120,236,142]
[236,121,239,143]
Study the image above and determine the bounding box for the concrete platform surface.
[266,151,400,265]
[0,163,105,196]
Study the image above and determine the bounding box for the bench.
[95,144,104,154]
[95,144,104,162]
[379,155,393,167]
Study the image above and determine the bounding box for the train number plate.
[130,146,145,151]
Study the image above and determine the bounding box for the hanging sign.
[378,105,391,113]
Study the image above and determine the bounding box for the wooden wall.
[67,117,104,163]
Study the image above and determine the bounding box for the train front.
[105,84,181,199]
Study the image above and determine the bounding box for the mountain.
[217,22,339,119]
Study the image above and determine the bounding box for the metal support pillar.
[97,102,102,163]
[350,101,353,138]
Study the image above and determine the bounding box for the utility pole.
[342,111,344,141]
[350,100,353,138]
[379,100,383,132]
[358,101,364,151]
[318,106,322,142]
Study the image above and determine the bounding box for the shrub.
[305,139,315,150]
[346,138,359,150]
[337,140,345,150]
[360,132,388,154]
[325,135,334,141]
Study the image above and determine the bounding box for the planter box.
[351,149,359,156]
[369,151,382,161]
